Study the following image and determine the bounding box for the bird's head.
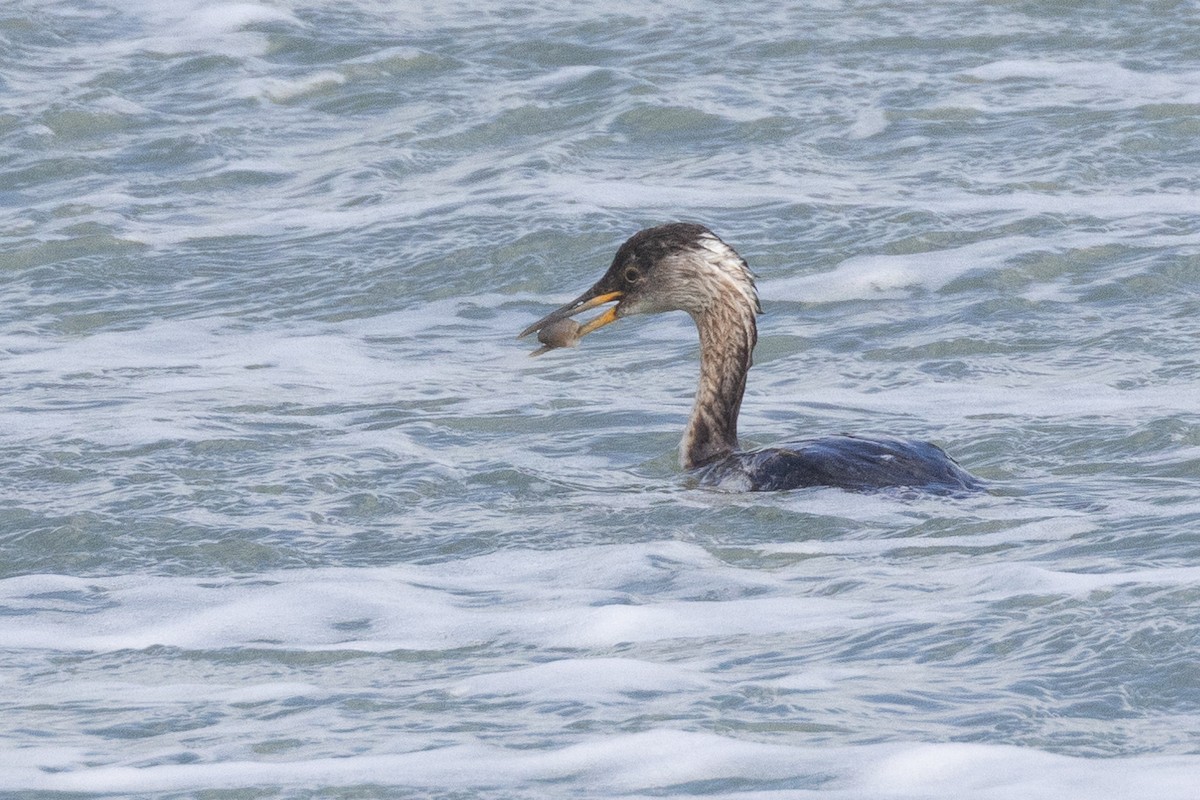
[518,222,759,347]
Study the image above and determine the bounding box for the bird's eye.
[623,266,641,283]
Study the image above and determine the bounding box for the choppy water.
[3,1,1200,797]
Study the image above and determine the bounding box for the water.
[2,0,1199,796]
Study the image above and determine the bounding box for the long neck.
[680,291,758,470]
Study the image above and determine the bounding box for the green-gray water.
[2,1,1199,796]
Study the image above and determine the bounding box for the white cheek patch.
[695,234,759,313]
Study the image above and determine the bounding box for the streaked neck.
[680,290,757,470]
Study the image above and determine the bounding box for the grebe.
[519,223,982,494]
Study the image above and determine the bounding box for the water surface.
[2,1,1199,797]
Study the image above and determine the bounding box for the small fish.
[530,318,582,357]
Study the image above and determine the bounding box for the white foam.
[9,537,1195,661]
[752,514,1096,560]
[848,106,890,139]
[450,657,713,700]
[181,2,301,34]
[12,678,324,707]
[857,742,1200,799]
[759,235,1027,303]
[118,1,304,57]
[3,732,1198,797]
[962,562,1200,599]
[0,731,804,793]
[962,59,1200,108]
[0,549,911,654]
[247,70,348,103]
[0,309,519,447]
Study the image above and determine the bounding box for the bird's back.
[694,434,984,494]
